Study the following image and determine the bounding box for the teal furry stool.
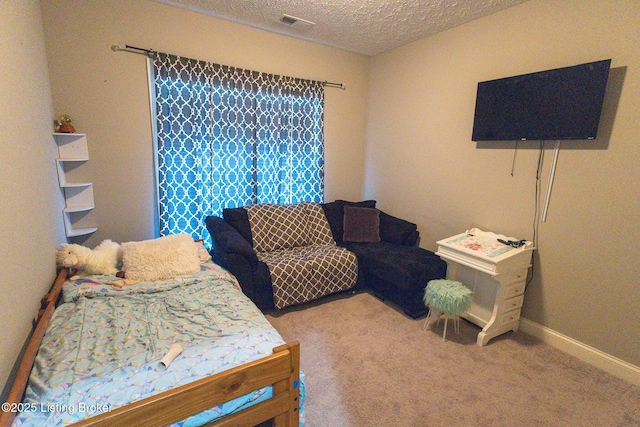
[423,279,472,341]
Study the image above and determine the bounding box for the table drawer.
[501,294,524,313]
[505,282,526,299]
[505,269,528,285]
[500,308,521,326]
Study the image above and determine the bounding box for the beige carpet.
[266,291,640,427]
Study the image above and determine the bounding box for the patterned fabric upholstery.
[246,202,358,309]
[245,203,310,252]
[257,245,358,309]
[301,202,336,245]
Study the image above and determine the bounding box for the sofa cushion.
[245,203,310,252]
[302,202,336,245]
[222,207,253,246]
[379,211,418,246]
[321,200,376,243]
[343,206,381,243]
[256,244,358,309]
[205,215,257,261]
[342,241,446,291]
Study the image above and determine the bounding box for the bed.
[1,245,303,427]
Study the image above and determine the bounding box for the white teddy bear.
[56,239,122,276]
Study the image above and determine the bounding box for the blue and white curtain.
[151,52,325,240]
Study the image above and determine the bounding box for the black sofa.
[205,200,447,318]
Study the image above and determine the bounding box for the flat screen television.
[471,59,611,141]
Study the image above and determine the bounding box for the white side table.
[435,228,535,346]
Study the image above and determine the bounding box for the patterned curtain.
[152,52,325,240]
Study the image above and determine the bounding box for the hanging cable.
[541,140,560,222]
[533,140,545,249]
[510,140,518,176]
[527,140,545,288]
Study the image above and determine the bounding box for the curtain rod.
[111,43,345,89]
[111,44,155,57]
[324,81,345,90]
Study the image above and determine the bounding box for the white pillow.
[121,234,200,281]
[195,239,212,263]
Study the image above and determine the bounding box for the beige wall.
[40,0,370,248]
[366,0,640,365]
[0,1,65,395]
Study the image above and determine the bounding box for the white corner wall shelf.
[53,133,97,237]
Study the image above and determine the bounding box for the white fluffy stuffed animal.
[56,239,122,276]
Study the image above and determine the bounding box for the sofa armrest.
[217,230,258,261]
[405,230,420,247]
[205,216,259,266]
[379,211,419,246]
[205,215,275,311]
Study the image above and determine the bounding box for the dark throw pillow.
[321,200,376,242]
[343,206,381,243]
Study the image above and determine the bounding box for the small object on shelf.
[497,238,527,248]
[56,114,76,133]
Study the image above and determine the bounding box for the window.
[151,53,324,240]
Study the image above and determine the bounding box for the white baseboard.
[519,318,640,387]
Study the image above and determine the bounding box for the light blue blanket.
[13,262,305,426]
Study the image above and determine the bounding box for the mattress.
[12,261,305,426]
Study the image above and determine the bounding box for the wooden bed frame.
[0,268,300,427]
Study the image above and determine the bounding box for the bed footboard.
[72,341,300,427]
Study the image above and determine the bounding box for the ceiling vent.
[279,14,315,30]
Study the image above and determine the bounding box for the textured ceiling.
[155,0,529,56]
